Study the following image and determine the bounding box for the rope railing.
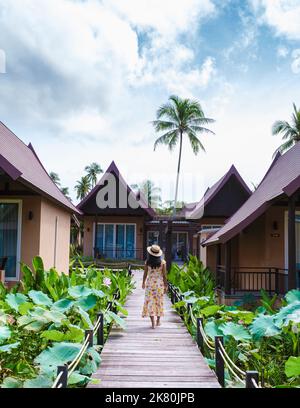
[52,285,123,388]
[168,282,262,389]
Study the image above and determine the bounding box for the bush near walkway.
[0,257,134,388]
[168,256,300,388]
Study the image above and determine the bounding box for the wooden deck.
[88,271,220,388]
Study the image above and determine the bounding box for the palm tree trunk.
[173,131,183,216]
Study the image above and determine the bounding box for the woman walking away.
[142,245,168,329]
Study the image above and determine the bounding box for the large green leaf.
[0,342,20,353]
[23,374,53,388]
[5,293,28,311]
[41,330,65,342]
[219,322,251,341]
[0,377,23,388]
[28,290,53,307]
[32,256,44,272]
[204,321,223,340]
[18,302,34,315]
[79,347,101,375]
[52,298,74,312]
[35,342,82,367]
[201,305,221,317]
[68,372,90,385]
[92,289,105,298]
[68,285,93,299]
[249,314,281,340]
[105,310,126,329]
[64,325,84,342]
[274,301,300,328]
[75,294,97,311]
[285,290,300,304]
[285,356,300,378]
[75,306,93,329]
[0,326,11,342]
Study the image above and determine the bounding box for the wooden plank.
[88,271,219,388]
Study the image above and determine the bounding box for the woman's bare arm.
[142,264,148,289]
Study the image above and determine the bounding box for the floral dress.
[142,261,165,317]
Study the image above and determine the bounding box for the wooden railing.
[168,282,261,388]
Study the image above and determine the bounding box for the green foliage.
[168,256,215,297]
[168,257,300,388]
[0,257,133,388]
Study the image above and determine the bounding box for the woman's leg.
[156,316,161,326]
[150,316,155,329]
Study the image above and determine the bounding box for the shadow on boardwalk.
[88,271,220,388]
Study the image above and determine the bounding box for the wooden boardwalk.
[88,271,220,388]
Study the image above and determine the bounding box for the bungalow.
[204,143,300,303]
[0,122,80,282]
[78,161,156,261]
[145,165,251,267]
[79,161,251,270]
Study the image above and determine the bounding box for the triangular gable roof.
[186,165,251,219]
[77,161,156,217]
[0,122,80,214]
[205,142,300,246]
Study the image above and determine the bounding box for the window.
[147,231,159,246]
[95,223,136,259]
[0,201,22,280]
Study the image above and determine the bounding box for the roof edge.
[0,153,22,180]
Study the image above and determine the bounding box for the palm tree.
[272,103,300,157]
[85,162,103,188]
[156,200,186,215]
[153,95,215,215]
[131,180,162,208]
[75,176,91,200]
[49,172,61,186]
[60,186,70,199]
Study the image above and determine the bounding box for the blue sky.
[0,0,300,204]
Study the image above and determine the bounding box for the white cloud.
[251,0,300,40]
[277,46,289,58]
[104,0,215,39]
[291,49,300,73]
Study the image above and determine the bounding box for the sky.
[0,0,300,205]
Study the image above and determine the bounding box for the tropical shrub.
[169,257,300,388]
[0,257,134,388]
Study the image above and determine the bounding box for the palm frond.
[153,130,178,151]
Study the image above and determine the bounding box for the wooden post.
[246,371,259,388]
[215,336,225,387]
[288,195,296,290]
[94,215,98,259]
[165,220,173,271]
[57,365,68,388]
[85,329,93,347]
[197,318,203,351]
[225,241,231,295]
[96,313,104,346]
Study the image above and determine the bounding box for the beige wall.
[83,215,145,259]
[39,198,71,273]
[237,206,288,269]
[1,195,71,282]
[20,196,42,267]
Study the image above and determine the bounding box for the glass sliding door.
[172,232,188,261]
[0,202,20,280]
[126,225,135,259]
[116,224,125,259]
[104,224,114,258]
[95,223,136,259]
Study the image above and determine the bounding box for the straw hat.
[147,244,163,257]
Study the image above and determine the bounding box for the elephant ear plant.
[168,256,300,387]
[0,256,133,388]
